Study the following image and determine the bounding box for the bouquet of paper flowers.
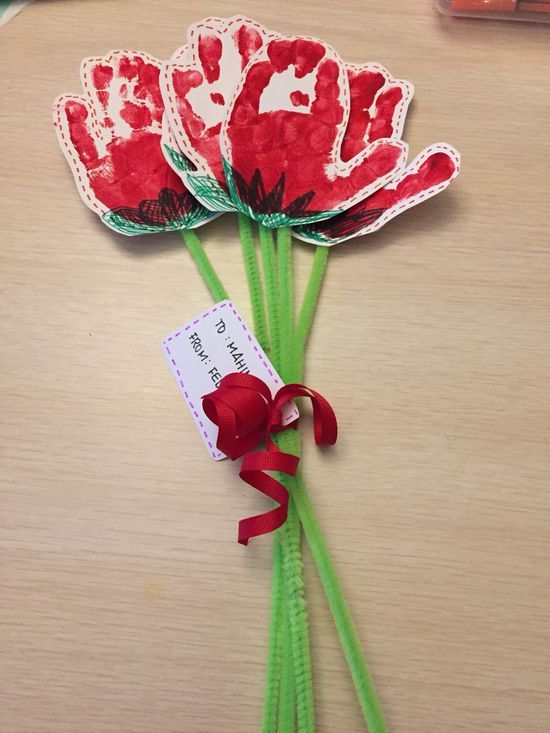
[53,15,460,732]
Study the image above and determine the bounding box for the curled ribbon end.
[202,373,337,544]
[237,493,289,546]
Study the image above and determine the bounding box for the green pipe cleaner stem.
[261,540,285,733]
[276,430,313,733]
[259,225,312,733]
[181,229,228,302]
[294,245,329,378]
[237,213,269,352]
[291,470,388,733]
[274,239,388,732]
[276,227,295,383]
[260,223,283,733]
[276,227,314,733]
[181,222,386,731]
[277,583,296,733]
[258,224,280,368]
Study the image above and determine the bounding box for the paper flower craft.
[53,16,461,733]
[162,15,273,212]
[53,50,215,235]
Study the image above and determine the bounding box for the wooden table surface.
[1,2,549,731]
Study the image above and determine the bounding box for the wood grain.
[1,2,549,731]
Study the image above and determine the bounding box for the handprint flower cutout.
[283,60,460,244]
[53,51,215,236]
[220,37,409,227]
[295,145,460,244]
[161,16,272,212]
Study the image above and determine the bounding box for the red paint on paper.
[93,64,113,90]
[97,90,109,110]
[225,38,405,213]
[268,38,325,77]
[168,19,270,183]
[308,148,459,242]
[365,151,455,208]
[342,68,385,161]
[65,100,100,167]
[368,85,404,141]
[120,101,152,129]
[342,68,407,161]
[235,23,264,68]
[118,55,139,80]
[63,53,188,211]
[290,90,310,107]
[198,34,223,84]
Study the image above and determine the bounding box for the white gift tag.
[162,300,299,460]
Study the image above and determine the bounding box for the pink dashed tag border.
[162,300,299,460]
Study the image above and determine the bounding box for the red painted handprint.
[161,16,271,187]
[221,37,408,227]
[53,51,213,235]
[342,63,413,161]
[295,144,461,244]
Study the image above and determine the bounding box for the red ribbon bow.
[202,373,337,545]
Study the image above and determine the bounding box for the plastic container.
[436,0,550,21]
